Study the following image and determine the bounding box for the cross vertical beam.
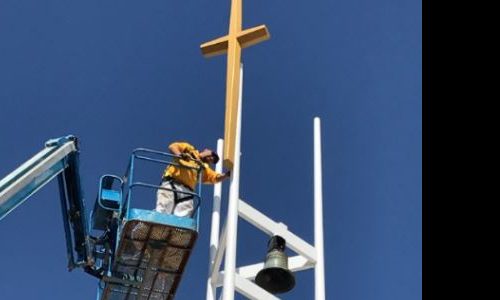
[200,0,270,170]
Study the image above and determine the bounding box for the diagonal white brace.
[238,199,317,263]
[210,222,228,285]
[210,224,227,284]
[216,273,281,300]
[235,255,315,280]
[234,273,281,300]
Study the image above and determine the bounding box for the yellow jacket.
[163,142,221,190]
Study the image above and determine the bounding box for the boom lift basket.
[93,148,203,300]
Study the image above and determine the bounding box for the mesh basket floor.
[100,220,198,300]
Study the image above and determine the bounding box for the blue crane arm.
[0,135,92,270]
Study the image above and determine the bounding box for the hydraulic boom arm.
[0,135,93,270]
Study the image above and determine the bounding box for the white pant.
[156,180,194,217]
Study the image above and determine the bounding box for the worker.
[157,141,230,217]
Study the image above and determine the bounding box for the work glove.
[180,152,191,160]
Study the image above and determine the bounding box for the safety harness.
[162,177,194,204]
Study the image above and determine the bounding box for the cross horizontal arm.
[200,25,270,58]
[200,36,229,58]
[237,25,270,49]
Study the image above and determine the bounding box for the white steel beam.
[234,255,315,281]
[237,199,317,263]
[221,63,244,300]
[217,273,280,300]
[234,273,280,300]
[314,117,326,300]
[207,139,225,300]
[210,222,227,285]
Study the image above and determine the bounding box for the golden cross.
[200,0,270,170]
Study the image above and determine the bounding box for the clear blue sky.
[0,1,421,299]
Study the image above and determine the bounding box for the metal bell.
[255,235,296,294]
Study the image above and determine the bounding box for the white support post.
[207,139,225,300]
[314,117,326,300]
[221,63,244,300]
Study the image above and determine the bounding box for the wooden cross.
[200,0,270,170]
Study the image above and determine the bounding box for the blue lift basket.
[89,148,204,300]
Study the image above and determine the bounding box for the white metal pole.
[207,139,225,300]
[314,117,326,300]
[222,63,244,300]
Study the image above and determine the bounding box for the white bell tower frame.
[205,65,326,300]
